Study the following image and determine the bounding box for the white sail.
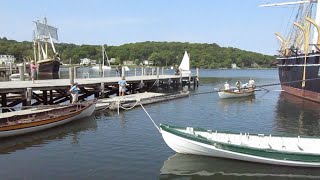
[35,22,59,41]
[179,51,191,75]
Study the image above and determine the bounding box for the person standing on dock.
[69,82,80,104]
[30,61,37,83]
[118,76,127,96]
[117,64,122,77]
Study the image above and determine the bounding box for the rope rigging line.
[139,103,160,132]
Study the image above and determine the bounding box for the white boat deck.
[180,128,320,154]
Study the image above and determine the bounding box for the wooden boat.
[0,100,96,138]
[160,124,320,167]
[218,89,255,99]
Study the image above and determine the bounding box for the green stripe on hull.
[160,124,320,163]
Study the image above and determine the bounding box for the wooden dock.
[0,74,198,112]
[96,91,189,111]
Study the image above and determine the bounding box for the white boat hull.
[160,127,320,167]
[0,103,96,138]
[218,90,254,99]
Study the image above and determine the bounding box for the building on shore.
[0,55,15,66]
[80,58,96,66]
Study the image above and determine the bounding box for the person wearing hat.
[30,60,37,83]
[69,82,80,104]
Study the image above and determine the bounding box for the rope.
[139,103,160,132]
[119,99,140,110]
[147,80,158,92]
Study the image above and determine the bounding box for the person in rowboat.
[248,78,255,90]
[224,82,230,90]
[235,81,241,92]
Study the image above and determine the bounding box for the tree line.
[0,37,275,68]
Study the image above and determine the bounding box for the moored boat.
[160,124,320,167]
[0,100,96,138]
[218,89,255,99]
[262,1,320,102]
[33,18,61,79]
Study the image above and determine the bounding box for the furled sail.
[35,22,59,41]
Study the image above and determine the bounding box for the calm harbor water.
[1,69,320,179]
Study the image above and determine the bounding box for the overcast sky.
[0,0,300,55]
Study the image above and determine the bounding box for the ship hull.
[38,60,60,79]
[277,53,320,102]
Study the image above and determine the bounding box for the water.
[1,69,320,179]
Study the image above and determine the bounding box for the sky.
[0,0,300,55]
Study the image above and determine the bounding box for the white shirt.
[224,83,230,90]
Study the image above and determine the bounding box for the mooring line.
[139,103,160,132]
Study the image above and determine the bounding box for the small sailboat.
[160,124,320,167]
[92,45,111,70]
[178,51,191,76]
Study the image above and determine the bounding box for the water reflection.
[0,116,97,154]
[274,92,320,136]
[160,153,320,179]
[218,95,256,112]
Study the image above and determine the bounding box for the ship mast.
[260,0,319,51]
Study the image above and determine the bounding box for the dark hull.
[277,53,320,102]
[38,60,60,79]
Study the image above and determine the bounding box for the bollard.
[161,67,164,75]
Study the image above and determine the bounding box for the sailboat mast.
[312,2,320,48]
[102,45,105,67]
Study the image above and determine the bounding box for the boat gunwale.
[0,100,96,131]
[160,124,320,163]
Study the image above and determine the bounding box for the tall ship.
[33,18,60,79]
[262,1,320,102]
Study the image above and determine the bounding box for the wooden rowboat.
[160,124,320,167]
[218,89,255,99]
[0,100,96,138]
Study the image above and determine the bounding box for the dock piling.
[26,87,32,106]
[18,64,25,81]
[100,83,105,98]
[69,67,74,85]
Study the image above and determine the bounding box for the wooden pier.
[0,73,198,112]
